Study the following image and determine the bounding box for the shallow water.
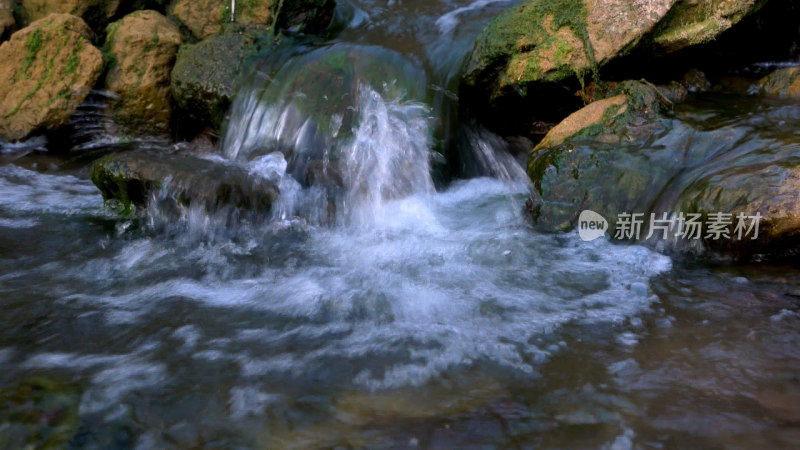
[1,155,800,447]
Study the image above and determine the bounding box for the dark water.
[1,0,799,448]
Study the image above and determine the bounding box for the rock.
[534,80,668,151]
[0,377,81,449]
[462,0,676,100]
[0,13,103,141]
[90,149,280,213]
[658,81,689,103]
[758,66,800,98]
[169,0,267,40]
[527,95,800,259]
[168,0,336,40]
[104,10,182,136]
[170,26,274,133]
[21,0,120,29]
[680,68,710,93]
[534,95,629,151]
[0,1,16,42]
[651,0,766,53]
[224,43,428,187]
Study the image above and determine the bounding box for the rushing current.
[1,0,799,448]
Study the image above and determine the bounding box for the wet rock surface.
[90,149,280,212]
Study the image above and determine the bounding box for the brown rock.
[652,0,764,53]
[464,0,676,98]
[758,66,800,98]
[104,10,182,136]
[0,13,103,141]
[169,0,271,39]
[534,95,628,151]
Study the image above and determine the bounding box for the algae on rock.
[0,13,103,141]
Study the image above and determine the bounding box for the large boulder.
[104,10,182,136]
[527,94,800,259]
[758,66,800,98]
[651,0,767,53]
[0,13,103,141]
[170,26,274,133]
[462,0,770,120]
[21,0,120,29]
[462,0,676,100]
[90,149,280,213]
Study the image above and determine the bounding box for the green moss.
[471,0,598,90]
[20,28,44,78]
[143,30,160,52]
[102,20,122,72]
[65,53,79,75]
[90,156,140,214]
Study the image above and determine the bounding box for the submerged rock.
[0,377,81,448]
[104,10,182,137]
[527,96,800,259]
[90,150,280,213]
[0,13,103,141]
[759,66,800,98]
[170,26,274,133]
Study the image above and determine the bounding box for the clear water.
[1,0,799,448]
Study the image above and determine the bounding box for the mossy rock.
[462,0,675,101]
[758,66,800,98]
[90,149,280,213]
[651,0,768,53]
[170,26,276,133]
[226,43,428,187]
[104,10,182,136]
[0,377,81,448]
[527,95,800,259]
[0,13,103,141]
[533,80,669,151]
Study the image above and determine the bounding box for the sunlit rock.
[104,10,182,137]
[0,13,103,141]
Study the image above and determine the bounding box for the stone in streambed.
[0,13,103,141]
[90,150,280,212]
[758,66,800,98]
[104,10,182,137]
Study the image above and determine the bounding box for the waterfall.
[221,44,435,226]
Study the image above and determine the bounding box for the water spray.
[231,0,236,22]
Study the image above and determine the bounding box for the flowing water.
[1,1,800,448]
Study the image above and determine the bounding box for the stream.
[1,0,799,448]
